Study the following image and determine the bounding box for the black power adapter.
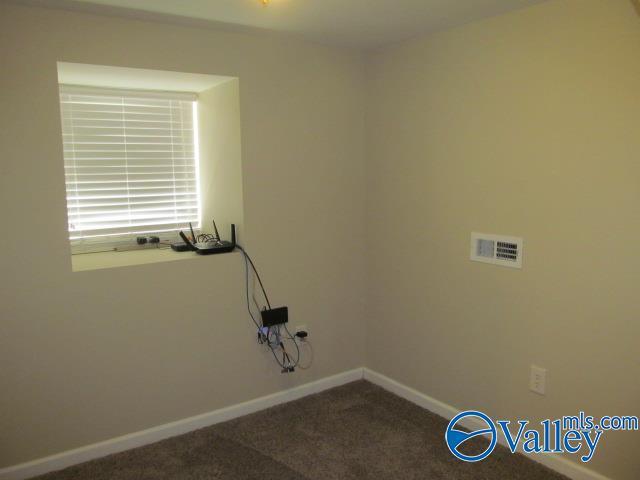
[260,306,288,328]
[136,236,160,245]
[171,242,192,252]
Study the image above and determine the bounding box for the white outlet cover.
[530,365,547,395]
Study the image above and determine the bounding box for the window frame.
[58,84,202,254]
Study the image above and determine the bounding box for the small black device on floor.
[179,224,236,255]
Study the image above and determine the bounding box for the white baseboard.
[0,368,613,480]
[363,369,612,480]
[0,368,364,480]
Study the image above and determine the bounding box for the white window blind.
[59,85,200,241]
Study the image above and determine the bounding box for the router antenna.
[189,222,197,243]
[212,218,221,241]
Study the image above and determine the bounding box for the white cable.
[295,339,313,370]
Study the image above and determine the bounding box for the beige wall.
[0,2,366,467]
[198,79,244,236]
[366,1,640,479]
[2,0,639,478]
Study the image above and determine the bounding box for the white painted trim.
[0,368,612,480]
[0,368,364,480]
[363,369,612,480]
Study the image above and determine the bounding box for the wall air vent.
[470,232,523,269]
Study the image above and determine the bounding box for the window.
[59,85,201,248]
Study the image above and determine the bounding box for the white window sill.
[71,248,212,272]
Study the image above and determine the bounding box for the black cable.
[283,324,300,367]
[236,245,272,309]
[196,233,220,243]
[268,343,287,369]
[237,244,300,371]
[241,246,262,333]
[265,331,300,370]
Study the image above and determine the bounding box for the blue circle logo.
[445,411,497,462]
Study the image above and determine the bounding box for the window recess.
[59,85,201,252]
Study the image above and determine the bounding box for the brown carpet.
[33,381,567,480]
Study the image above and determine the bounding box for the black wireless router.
[179,223,236,255]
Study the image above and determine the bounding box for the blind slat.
[67,198,198,209]
[61,85,200,240]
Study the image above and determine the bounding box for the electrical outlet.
[295,324,308,334]
[530,365,547,395]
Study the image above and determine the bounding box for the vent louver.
[470,233,523,269]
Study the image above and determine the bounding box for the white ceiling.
[44,0,549,50]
